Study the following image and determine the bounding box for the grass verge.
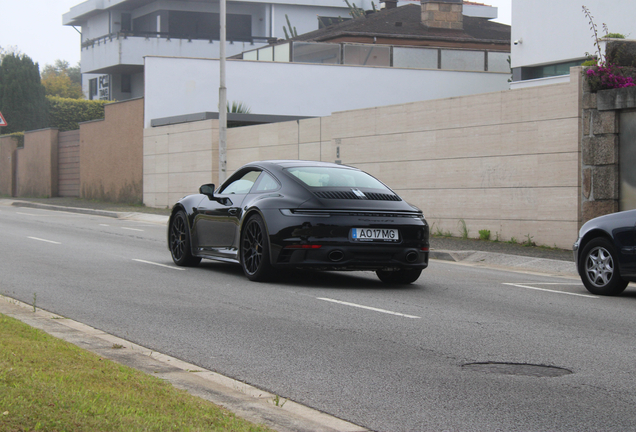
[0,313,271,432]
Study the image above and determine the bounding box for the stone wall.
[580,84,635,221]
[593,86,636,213]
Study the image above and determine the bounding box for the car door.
[617,218,636,277]
[193,169,261,258]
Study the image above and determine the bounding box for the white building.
[63,0,381,100]
[64,0,504,101]
[510,0,635,88]
[140,1,510,126]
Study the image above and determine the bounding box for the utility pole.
[218,0,227,184]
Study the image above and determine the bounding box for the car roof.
[247,160,359,171]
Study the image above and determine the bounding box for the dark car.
[573,209,636,295]
[168,160,429,283]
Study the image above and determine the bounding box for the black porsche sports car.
[573,209,636,295]
[168,160,429,283]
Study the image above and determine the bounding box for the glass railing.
[242,41,509,73]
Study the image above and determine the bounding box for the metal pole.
[218,0,227,184]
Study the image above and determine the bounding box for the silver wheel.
[585,246,615,288]
[579,237,628,296]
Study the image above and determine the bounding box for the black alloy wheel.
[376,268,422,284]
[169,210,201,267]
[580,237,628,296]
[241,215,273,281]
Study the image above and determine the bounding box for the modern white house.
[63,0,504,101]
[63,0,385,100]
[510,0,635,89]
[141,1,511,126]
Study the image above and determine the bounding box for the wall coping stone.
[597,87,636,111]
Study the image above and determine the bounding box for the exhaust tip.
[329,250,345,262]
[405,251,419,263]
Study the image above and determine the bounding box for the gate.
[58,130,80,197]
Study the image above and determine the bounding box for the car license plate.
[351,228,399,241]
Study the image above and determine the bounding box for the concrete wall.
[227,117,333,173]
[144,68,584,248]
[16,129,59,198]
[0,135,18,196]
[80,98,144,203]
[144,119,217,207]
[144,57,511,128]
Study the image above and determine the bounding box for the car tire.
[241,215,273,282]
[376,268,422,284]
[580,237,628,296]
[169,210,201,267]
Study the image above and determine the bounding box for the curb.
[430,249,577,277]
[7,200,169,225]
[10,200,122,218]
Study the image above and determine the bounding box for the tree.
[0,53,48,134]
[41,60,83,99]
[0,45,21,59]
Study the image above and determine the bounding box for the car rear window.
[285,166,390,190]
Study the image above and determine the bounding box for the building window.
[121,74,131,93]
[227,14,252,42]
[520,59,584,80]
[121,13,132,32]
[164,11,251,42]
[89,78,98,100]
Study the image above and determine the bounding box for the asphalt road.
[2,204,636,432]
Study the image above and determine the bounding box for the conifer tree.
[0,53,48,133]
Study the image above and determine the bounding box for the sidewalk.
[2,196,577,277]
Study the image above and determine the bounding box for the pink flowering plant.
[582,6,636,92]
[586,65,636,91]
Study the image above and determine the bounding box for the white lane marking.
[27,236,61,245]
[519,282,582,286]
[503,283,599,298]
[133,259,184,270]
[122,227,144,232]
[16,212,38,216]
[317,297,421,319]
[99,224,110,227]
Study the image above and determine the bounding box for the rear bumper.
[273,243,429,271]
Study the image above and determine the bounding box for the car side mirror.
[199,184,216,199]
[199,184,231,205]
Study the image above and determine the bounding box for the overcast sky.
[0,0,511,70]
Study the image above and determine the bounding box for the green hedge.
[46,96,109,132]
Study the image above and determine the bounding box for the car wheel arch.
[579,229,614,265]
[239,209,272,263]
[169,204,187,225]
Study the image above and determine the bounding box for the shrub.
[46,96,109,131]
[478,229,491,241]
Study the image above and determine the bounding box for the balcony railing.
[81,31,277,49]
[241,41,511,73]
